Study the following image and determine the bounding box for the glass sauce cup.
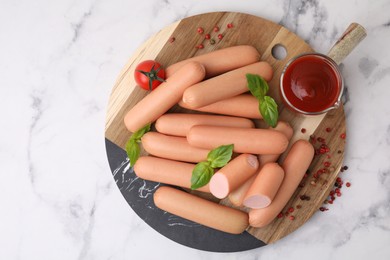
[280,53,343,115]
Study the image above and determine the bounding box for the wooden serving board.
[105,12,346,247]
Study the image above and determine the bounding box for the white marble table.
[1,0,389,259]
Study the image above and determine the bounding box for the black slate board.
[105,138,265,252]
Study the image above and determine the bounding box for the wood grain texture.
[328,22,367,65]
[105,12,346,245]
[105,21,180,148]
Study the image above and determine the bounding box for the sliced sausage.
[209,154,259,199]
[243,163,284,209]
[249,140,314,228]
[227,121,294,206]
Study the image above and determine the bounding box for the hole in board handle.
[271,44,287,60]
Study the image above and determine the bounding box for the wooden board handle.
[327,23,367,65]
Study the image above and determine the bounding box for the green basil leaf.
[260,96,278,128]
[246,74,269,100]
[191,161,214,190]
[207,144,234,168]
[126,139,140,166]
[131,123,151,141]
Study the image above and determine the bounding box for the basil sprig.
[190,144,234,190]
[246,74,278,127]
[125,123,151,166]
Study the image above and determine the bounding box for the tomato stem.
[136,64,166,91]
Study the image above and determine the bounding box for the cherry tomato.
[134,60,166,91]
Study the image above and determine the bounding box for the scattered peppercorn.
[197,27,204,34]
[313,172,319,179]
[213,26,219,32]
[289,215,295,221]
[196,44,204,49]
[227,23,234,28]
[317,137,325,143]
[307,128,351,213]
[169,37,175,43]
[205,33,210,39]
[318,144,330,154]
[288,207,294,213]
[296,205,302,209]
[218,34,224,40]
[300,195,310,201]
[277,212,284,218]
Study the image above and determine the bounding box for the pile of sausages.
[124,45,315,234]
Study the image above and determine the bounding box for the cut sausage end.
[243,195,271,209]
[209,173,229,199]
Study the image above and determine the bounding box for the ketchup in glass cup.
[280,53,344,115]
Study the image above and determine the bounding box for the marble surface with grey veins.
[1,0,390,259]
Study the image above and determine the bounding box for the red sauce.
[281,54,342,113]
